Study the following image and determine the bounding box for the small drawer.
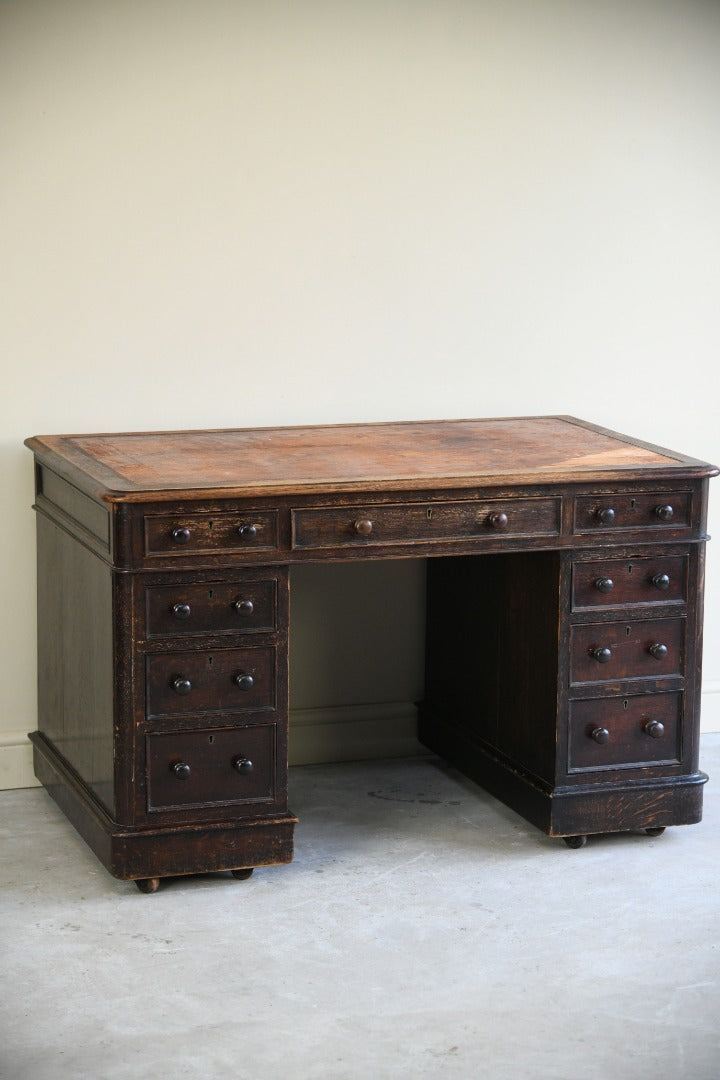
[145,579,277,639]
[571,555,687,610]
[146,724,277,810]
[574,491,691,534]
[568,692,682,772]
[144,510,279,556]
[146,647,275,717]
[570,618,685,685]
[291,497,561,550]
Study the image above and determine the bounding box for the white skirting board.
[0,731,41,791]
[3,688,720,790]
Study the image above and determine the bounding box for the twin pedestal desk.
[25,417,717,892]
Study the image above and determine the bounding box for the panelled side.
[34,514,116,816]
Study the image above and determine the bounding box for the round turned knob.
[354,519,374,536]
[171,602,192,619]
[595,577,614,594]
[649,642,668,660]
[488,512,509,531]
[171,526,191,544]
[590,727,610,744]
[652,573,671,591]
[592,646,612,664]
[655,504,674,522]
[171,761,191,779]
[172,676,192,695]
[234,673,254,691]
[238,523,258,540]
[644,719,665,739]
[233,756,254,774]
[232,599,255,615]
[596,507,616,525]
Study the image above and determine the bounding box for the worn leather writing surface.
[26,416,714,501]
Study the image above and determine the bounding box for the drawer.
[291,497,561,550]
[574,491,690,534]
[144,510,279,556]
[571,555,687,610]
[568,692,682,772]
[146,647,275,717]
[146,724,277,810]
[570,618,684,685]
[145,579,277,639]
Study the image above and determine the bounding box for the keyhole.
[208,655,213,667]
[630,499,636,509]
[623,699,628,711]
[626,626,631,636]
[208,520,214,530]
[628,564,633,574]
[208,734,214,744]
[208,589,214,599]
[427,507,434,520]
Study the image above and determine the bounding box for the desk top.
[26,416,717,502]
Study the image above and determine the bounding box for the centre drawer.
[146,647,275,717]
[568,692,682,772]
[291,497,561,550]
[569,618,685,685]
[146,724,277,811]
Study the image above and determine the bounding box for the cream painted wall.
[2,0,719,787]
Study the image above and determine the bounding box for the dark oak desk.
[25,417,717,892]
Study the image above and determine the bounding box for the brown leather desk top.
[25,415,718,502]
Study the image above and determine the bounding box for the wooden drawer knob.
[652,573,671,590]
[595,577,614,593]
[655,504,674,522]
[592,646,612,664]
[171,526,191,544]
[171,761,191,779]
[644,719,665,739]
[488,512,509,530]
[233,599,255,615]
[233,757,254,773]
[591,727,610,744]
[354,519,374,536]
[171,602,192,619]
[234,673,254,691]
[238,523,258,540]
[596,507,616,525]
[172,676,192,695]
[648,642,668,660]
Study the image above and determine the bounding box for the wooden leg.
[563,835,588,849]
[231,868,254,880]
[135,877,161,893]
[645,827,666,837]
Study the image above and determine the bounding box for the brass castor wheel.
[136,877,161,893]
[231,868,254,880]
[563,835,588,849]
[645,827,666,837]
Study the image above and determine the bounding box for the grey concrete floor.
[2,739,719,1080]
